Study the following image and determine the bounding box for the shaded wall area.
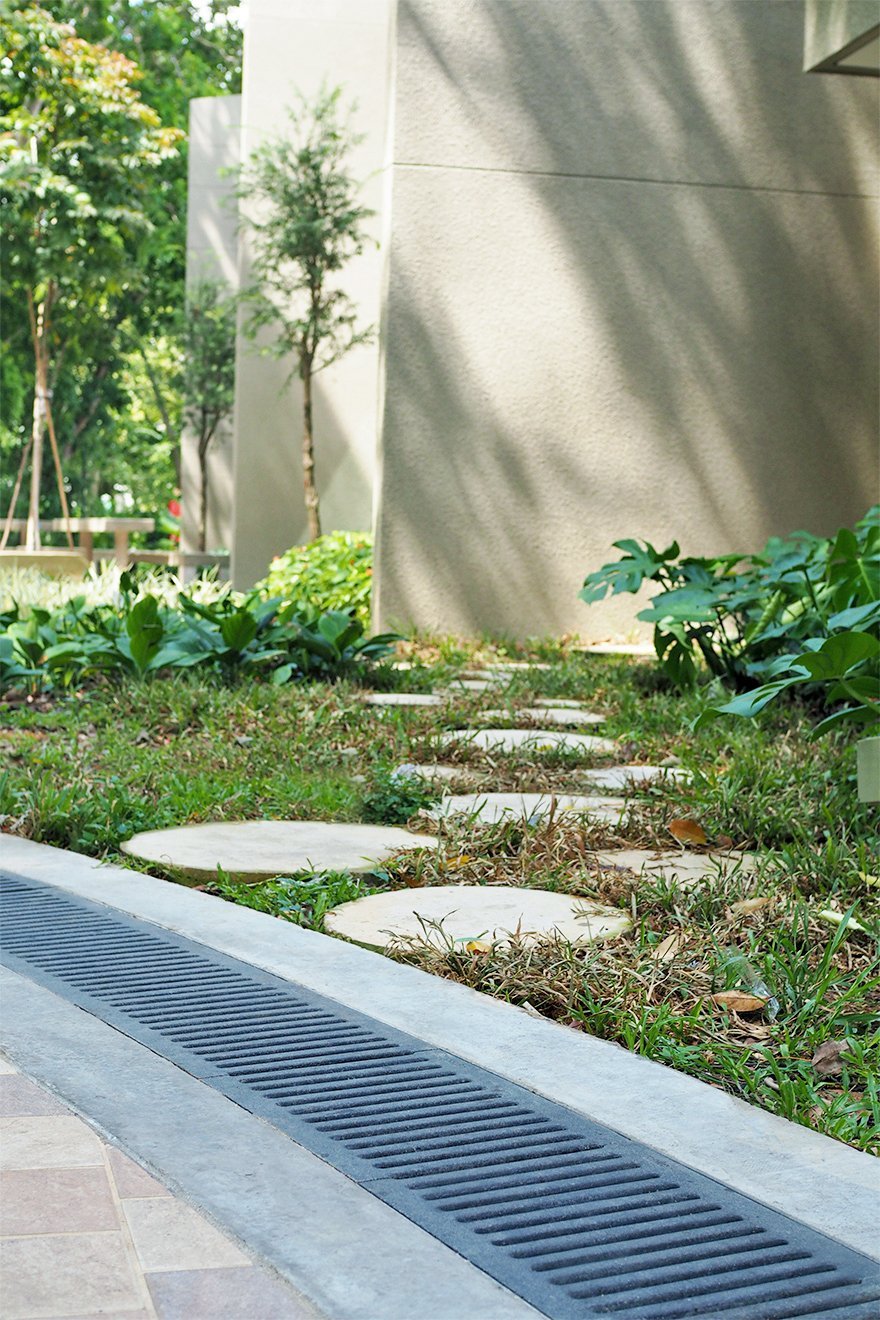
[374,0,879,639]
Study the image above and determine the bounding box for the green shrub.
[580,507,879,692]
[258,532,373,626]
[0,576,397,692]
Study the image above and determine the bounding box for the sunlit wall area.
[373,0,879,639]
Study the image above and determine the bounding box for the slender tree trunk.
[25,288,53,551]
[301,361,321,541]
[198,436,209,552]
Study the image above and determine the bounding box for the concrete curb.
[2,835,878,1262]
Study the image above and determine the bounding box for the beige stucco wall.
[182,94,241,555]
[804,0,879,72]
[373,0,879,639]
[230,0,393,589]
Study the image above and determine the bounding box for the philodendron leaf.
[126,595,164,675]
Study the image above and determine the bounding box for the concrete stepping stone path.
[477,706,605,727]
[325,885,631,950]
[440,728,617,756]
[121,821,437,882]
[592,848,757,885]
[432,793,627,825]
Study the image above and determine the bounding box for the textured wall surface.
[182,95,241,555]
[373,0,879,639]
[804,0,879,70]
[230,0,392,589]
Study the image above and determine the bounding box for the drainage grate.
[2,872,878,1320]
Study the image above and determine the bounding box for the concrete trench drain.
[1,871,878,1320]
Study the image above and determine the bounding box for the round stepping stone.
[478,706,604,727]
[458,669,509,683]
[325,885,631,950]
[534,699,589,709]
[432,793,627,824]
[121,821,438,881]
[582,765,692,789]
[445,678,503,693]
[486,661,553,672]
[394,763,463,782]
[592,848,756,886]
[363,692,443,708]
[440,728,617,756]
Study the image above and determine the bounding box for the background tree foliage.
[0,0,242,528]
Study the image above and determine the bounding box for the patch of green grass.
[1,641,877,1151]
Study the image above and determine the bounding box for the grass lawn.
[1,638,877,1153]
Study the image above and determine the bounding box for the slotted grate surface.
[2,872,878,1320]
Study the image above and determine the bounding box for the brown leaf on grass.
[730,896,774,916]
[716,834,735,850]
[811,1039,853,1078]
[464,939,492,954]
[667,817,707,847]
[653,931,687,962]
[711,990,768,1013]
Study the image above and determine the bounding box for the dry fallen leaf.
[730,896,774,916]
[711,990,768,1013]
[858,871,879,887]
[464,939,492,954]
[653,931,687,962]
[445,855,473,870]
[811,1039,853,1078]
[716,834,735,850]
[668,817,708,847]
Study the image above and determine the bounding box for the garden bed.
[2,639,876,1153]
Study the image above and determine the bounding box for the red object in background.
[167,499,181,518]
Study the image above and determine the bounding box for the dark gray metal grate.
[2,871,878,1320]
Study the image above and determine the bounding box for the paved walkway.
[0,1054,319,1320]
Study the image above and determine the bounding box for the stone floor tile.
[0,1076,70,1117]
[106,1148,170,1200]
[0,1232,146,1318]
[146,1265,318,1319]
[54,1312,152,1319]
[122,1198,250,1273]
[0,1117,104,1171]
[0,1167,118,1236]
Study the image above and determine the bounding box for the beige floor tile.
[121,1199,249,1273]
[0,1077,69,1117]
[0,1232,146,1318]
[0,1167,119,1236]
[106,1148,170,1200]
[1,1117,104,1171]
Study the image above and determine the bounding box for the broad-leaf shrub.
[0,587,397,691]
[580,508,879,692]
[258,532,373,627]
[698,631,880,738]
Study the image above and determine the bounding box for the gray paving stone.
[593,848,758,884]
[363,692,443,708]
[432,793,627,824]
[582,764,692,788]
[439,728,617,756]
[121,821,438,881]
[477,706,605,726]
[325,885,631,950]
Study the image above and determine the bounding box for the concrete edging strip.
[2,836,877,1262]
